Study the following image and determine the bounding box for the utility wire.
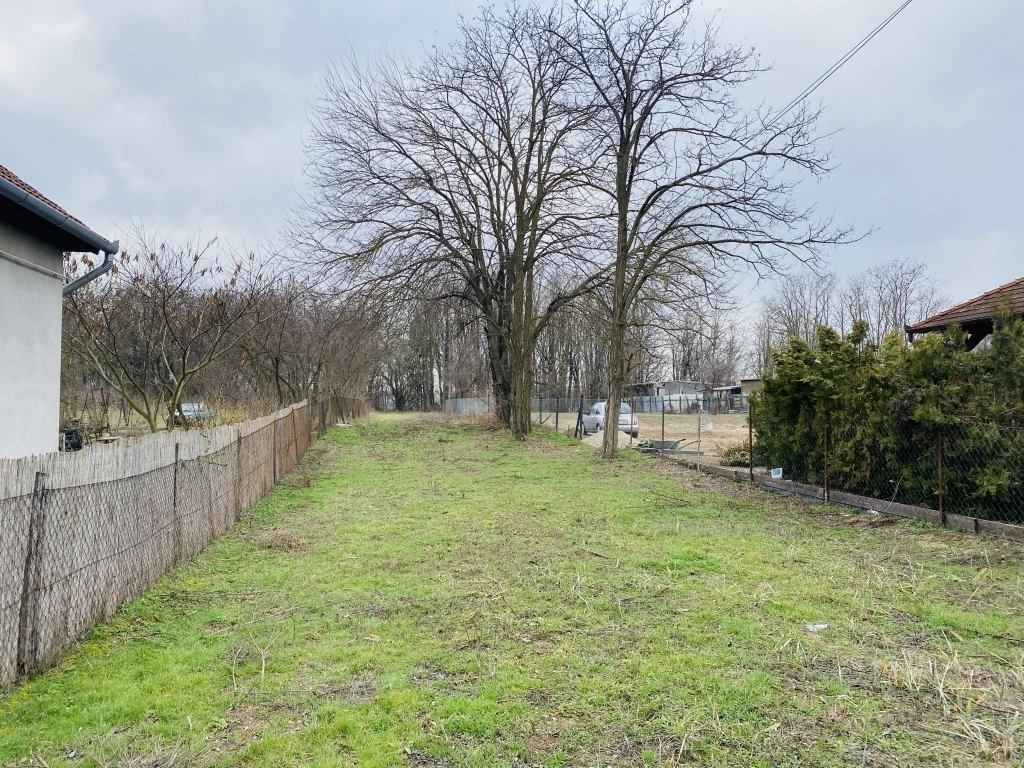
[768,0,916,128]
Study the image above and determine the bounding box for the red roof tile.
[907,275,1024,333]
[0,163,88,228]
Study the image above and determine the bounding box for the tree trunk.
[602,310,627,458]
[508,348,533,438]
[483,300,534,440]
[602,144,631,458]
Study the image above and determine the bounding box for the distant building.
[740,378,762,397]
[0,164,118,459]
[906,276,1024,350]
[631,379,703,397]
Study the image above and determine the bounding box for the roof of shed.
[907,276,1024,334]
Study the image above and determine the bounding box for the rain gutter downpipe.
[0,173,119,297]
[61,247,117,297]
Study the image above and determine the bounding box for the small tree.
[64,232,273,431]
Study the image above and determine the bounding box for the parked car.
[174,402,215,427]
[61,428,83,452]
[581,402,639,438]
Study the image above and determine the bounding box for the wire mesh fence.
[442,393,1022,532]
[752,413,1024,527]
[0,395,366,687]
[444,394,749,445]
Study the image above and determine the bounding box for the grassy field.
[2,414,1022,767]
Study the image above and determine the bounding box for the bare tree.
[296,2,604,436]
[63,231,273,431]
[855,257,949,345]
[235,275,374,407]
[669,304,744,388]
[762,270,838,346]
[752,256,951,371]
[555,0,852,457]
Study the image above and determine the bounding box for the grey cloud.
[0,0,1019,302]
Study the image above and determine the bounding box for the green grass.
[2,414,1023,767]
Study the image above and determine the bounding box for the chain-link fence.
[0,395,366,687]
[443,394,749,447]
[441,393,1022,535]
[752,413,1024,528]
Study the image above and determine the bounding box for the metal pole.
[823,424,830,503]
[661,396,665,444]
[555,397,559,431]
[937,433,945,524]
[697,407,702,474]
[748,412,754,482]
[539,396,543,426]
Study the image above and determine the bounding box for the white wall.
[0,223,64,459]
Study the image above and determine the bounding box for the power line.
[769,0,916,128]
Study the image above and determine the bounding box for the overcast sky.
[1,0,1020,305]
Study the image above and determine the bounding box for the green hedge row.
[751,313,1024,522]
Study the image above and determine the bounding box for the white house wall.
[0,222,64,459]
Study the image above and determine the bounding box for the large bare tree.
[296,3,604,436]
[556,0,852,457]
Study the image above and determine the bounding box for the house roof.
[906,276,1024,334]
[0,163,116,254]
[0,165,87,228]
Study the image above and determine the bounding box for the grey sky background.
[1,0,1020,306]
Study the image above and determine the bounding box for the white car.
[581,402,639,438]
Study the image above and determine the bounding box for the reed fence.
[0,395,367,687]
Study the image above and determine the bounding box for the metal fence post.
[539,396,543,426]
[748,413,754,482]
[823,424,830,503]
[16,471,47,676]
[661,396,665,444]
[937,433,945,525]
[555,397,559,431]
[697,407,702,473]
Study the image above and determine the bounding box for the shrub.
[751,310,1024,521]
[719,441,751,467]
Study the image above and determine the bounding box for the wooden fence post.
[273,417,280,484]
[235,429,243,521]
[291,407,299,466]
[172,442,182,563]
[17,471,47,675]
